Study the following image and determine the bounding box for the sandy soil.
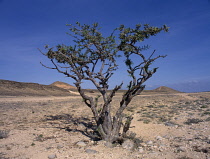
[0,92,210,159]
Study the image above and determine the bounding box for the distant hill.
[51,81,76,90]
[143,86,181,94]
[85,86,181,95]
[0,79,76,96]
[153,86,181,93]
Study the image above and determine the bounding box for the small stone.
[126,131,136,138]
[174,125,178,128]
[78,123,86,129]
[76,141,87,147]
[104,142,114,148]
[165,122,176,127]
[146,140,153,145]
[156,136,163,141]
[159,148,164,152]
[57,144,64,149]
[141,143,147,147]
[46,146,53,150]
[153,145,158,149]
[122,139,135,150]
[176,146,186,152]
[97,140,106,145]
[85,149,98,154]
[48,154,57,159]
[138,147,144,153]
[162,135,170,139]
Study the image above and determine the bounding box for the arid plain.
[0,80,209,159]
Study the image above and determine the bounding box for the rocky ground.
[0,92,210,159]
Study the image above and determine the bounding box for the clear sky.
[0,0,210,92]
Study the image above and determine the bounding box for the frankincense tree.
[40,22,168,146]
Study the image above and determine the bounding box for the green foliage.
[200,105,208,108]
[43,22,168,78]
[66,22,119,62]
[125,58,133,66]
[184,118,203,125]
[117,24,168,78]
[0,130,10,139]
[143,119,152,124]
[31,143,35,146]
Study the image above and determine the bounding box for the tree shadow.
[44,114,101,141]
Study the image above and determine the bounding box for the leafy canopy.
[43,22,168,89]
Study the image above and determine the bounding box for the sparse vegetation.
[31,143,35,146]
[200,105,208,108]
[143,119,152,124]
[205,117,210,121]
[177,157,193,159]
[202,110,210,116]
[184,118,203,125]
[0,130,10,139]
[126,106,136,112]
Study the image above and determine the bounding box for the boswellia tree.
[41,22,168,146]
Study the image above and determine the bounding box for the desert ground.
[0,82,210,159]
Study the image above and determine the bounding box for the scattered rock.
[85,149,98,154]
[192,146,209,153]
[57,144,64,149]
[77,123,86,130]
[97,140,106,145]
[48,154,57,159]
[153,145,158,149]
[158,144,167,152]
[165,122,177,127]
[158,148,164,152]
[104,142,114,148]
[174,117,179,120]
[156,136,163,141]
[46,146,53,150]
[1,89,210,159]
[125,131,136,138]
[76,141,87,147]
[122,139,135,150]
[146,140,153,146]
[138,147,144,153]
[176,146,186,152]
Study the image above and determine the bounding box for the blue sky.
[0,0,210,92]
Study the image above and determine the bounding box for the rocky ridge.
[0,79,73,96]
